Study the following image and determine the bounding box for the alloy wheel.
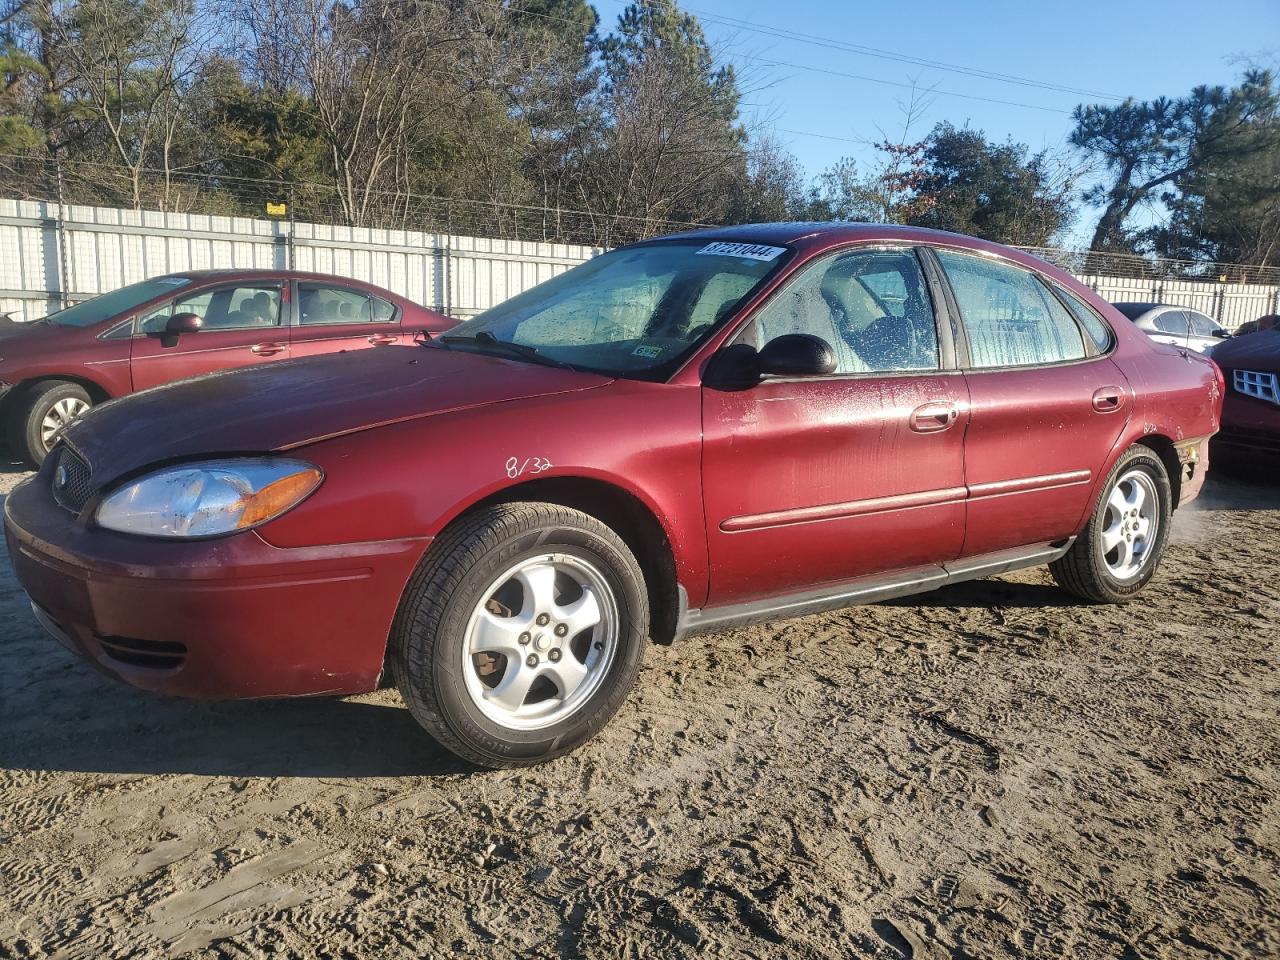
[1101,469,1159,580]
[461,552,619,731]
[40,397,90,450]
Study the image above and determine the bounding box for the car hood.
[1211,331,1280,372]
[62,346,613,485]
[0,318,83,350]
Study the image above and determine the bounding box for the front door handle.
[909,401,959,434]
[251,342,287,357]
[1092,386,1125,413]
[367,333,399,346]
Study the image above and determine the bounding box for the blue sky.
[597,0,1280,244]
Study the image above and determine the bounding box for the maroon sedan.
[0,270,452,464]
[5,224,1221,767]
[1210,329,1280,463]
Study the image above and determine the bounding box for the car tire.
[1050,446,1173,603]
[9,380,93,466]
[391,502,649,768]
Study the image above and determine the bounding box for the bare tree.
[228,0,471,227]
[44,0,210,209]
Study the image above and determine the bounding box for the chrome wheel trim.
[461,552,619,731]
[40,396,90,449]
[1101,469,1159,580]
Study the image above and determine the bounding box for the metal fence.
[3,197,1278,328]
[0,198,601,323]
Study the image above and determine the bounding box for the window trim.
[131,281,286,337]
[727,242,959,382]
[926,245,1112,374]
[292,280,402,328]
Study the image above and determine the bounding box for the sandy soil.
[1,461,1277,959]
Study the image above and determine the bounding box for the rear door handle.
[1092,386,1125,413]
[251,342,287,357]
[368,333,399,346]
[909,401,959,434]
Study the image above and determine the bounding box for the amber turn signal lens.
[236,468,323,528]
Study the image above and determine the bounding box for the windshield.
[441,240,790,379]
[42,276,192,328]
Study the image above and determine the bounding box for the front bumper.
[4,472,429,699]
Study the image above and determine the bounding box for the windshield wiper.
[439,331,577,371]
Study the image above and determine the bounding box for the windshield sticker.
[632,344,664,359]
[695,241,786,262]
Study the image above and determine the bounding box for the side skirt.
[673,539,1075,641]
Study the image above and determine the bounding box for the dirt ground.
[1,460,1277,960]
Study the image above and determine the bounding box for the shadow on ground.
[0,651,471,779]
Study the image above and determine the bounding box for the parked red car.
[1210,329,1280,462]
[0,270,453,464]
[5,224,1221,767]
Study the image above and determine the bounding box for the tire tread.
[390,501,645,768]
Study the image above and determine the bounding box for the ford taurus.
[5,223,1223,767]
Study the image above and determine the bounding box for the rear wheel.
[391,502,648,768]
[1050,446,1172,603]
[9,381,92,466]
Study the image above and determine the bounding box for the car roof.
[1111,302,1220,324]
[655,221,1006,249]
[646,221,1080,281]
[162,269,390,285]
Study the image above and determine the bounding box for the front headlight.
[95,458,323,538]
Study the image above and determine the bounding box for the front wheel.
[391,502,649,768]
[1050,446,1172,603]
[9,381,93,466]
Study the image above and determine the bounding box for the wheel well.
[1136,435,1182,508]
[12,375,111,406]
[471,477,682,645]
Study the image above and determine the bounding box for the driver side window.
[740,248,940,374]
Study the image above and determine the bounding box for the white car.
[1113,302,1230,354]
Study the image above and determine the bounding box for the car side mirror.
[159,311,201,347]
[1213,329,1230,339]
[758,334,837,377]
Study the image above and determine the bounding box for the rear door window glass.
[298,284,398,325]
[1187,311,1218,337]
[1154,311,1190,335]
[935,251,1085,368]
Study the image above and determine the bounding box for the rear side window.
[1187,311,1218,337]
[1154,311,1190,335]
[935,251,1085,368]
[298,284,397,325]
[1052,286,1113,352]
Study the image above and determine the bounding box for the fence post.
[442,204,453,316]
[53,160,71,309]
[287,186,296,271]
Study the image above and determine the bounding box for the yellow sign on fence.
[266,201,288,217]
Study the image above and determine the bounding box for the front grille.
[96,635,188,670]
[1232,369,1280,405]
[51,446,94,513]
